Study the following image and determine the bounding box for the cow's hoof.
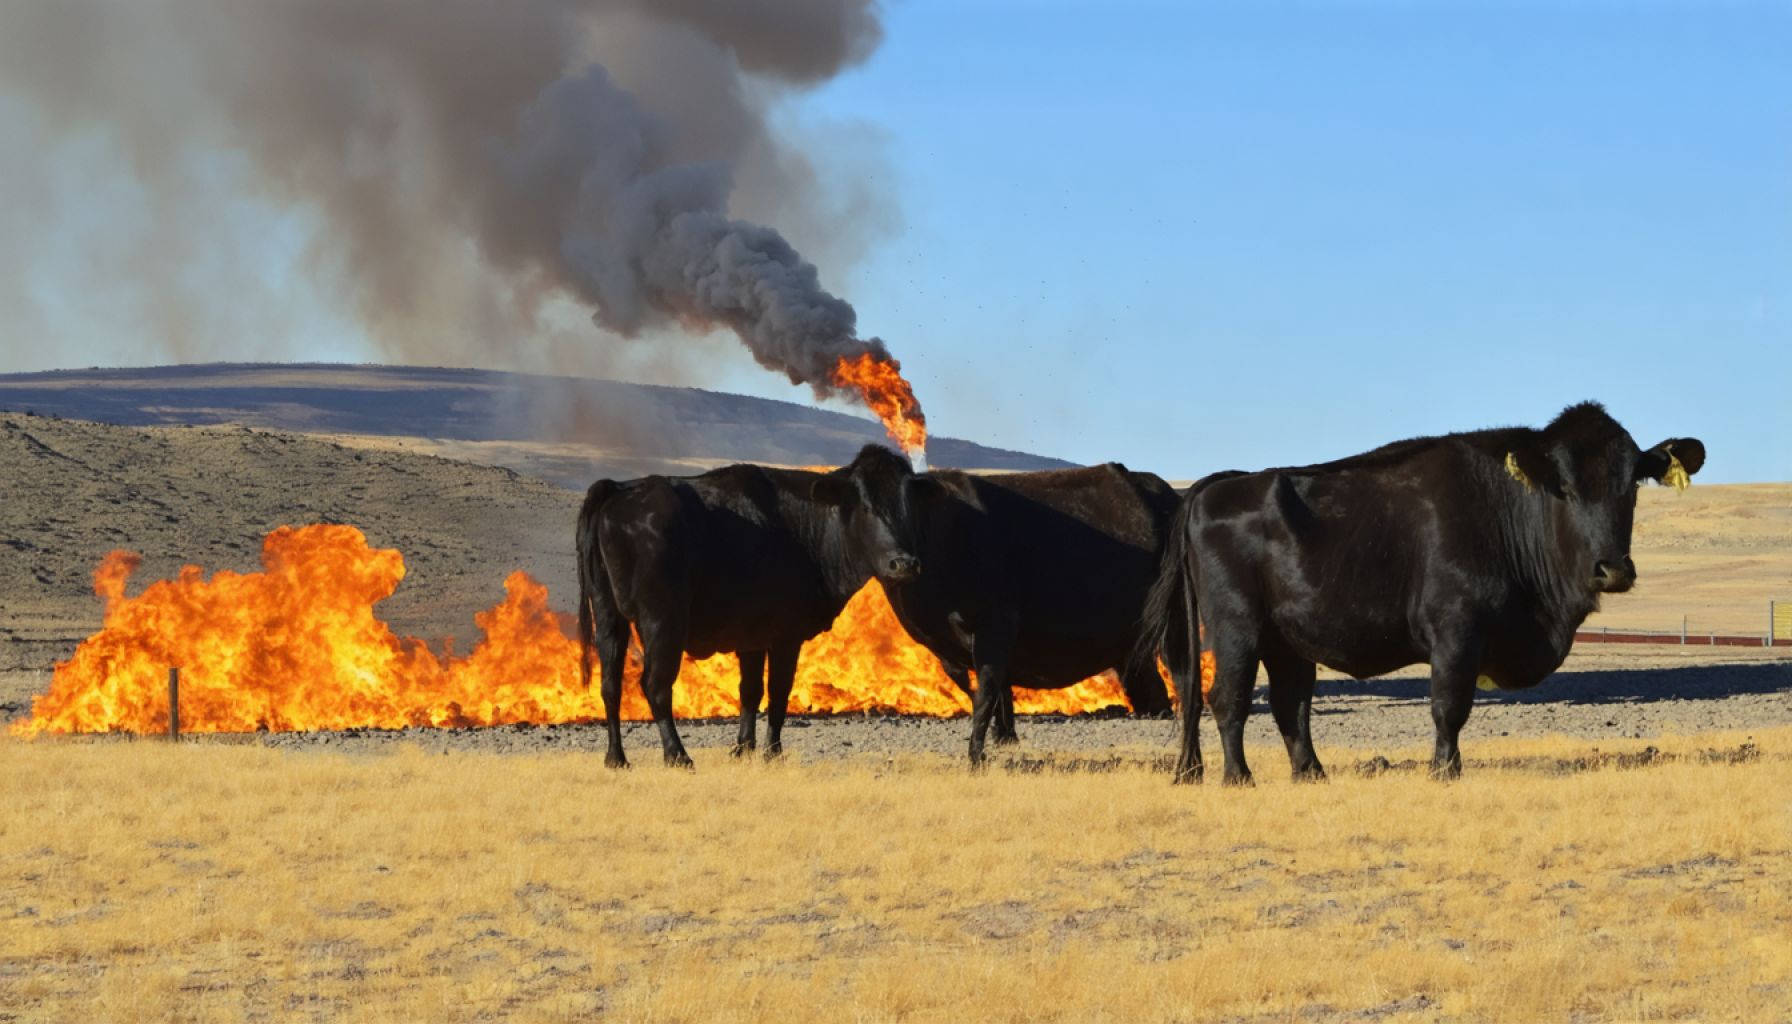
[729,743,754,759]
[605,753,630,770]
[992,732,1021,747]
[667,752,696,771]
[763,744,785,761]
[1220,771,1255,788]
[1171,767,1203,786]
[1428,763,1462,782]
[1292,765,1328,783]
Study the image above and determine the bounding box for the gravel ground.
[10,646,1786,767]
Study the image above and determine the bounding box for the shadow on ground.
[1322,661,1791,706]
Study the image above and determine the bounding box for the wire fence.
[1575,600,1789,648]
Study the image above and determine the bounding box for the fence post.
[168,667,180,742]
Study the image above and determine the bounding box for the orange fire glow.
[11,525,1214,736]
[831,351,927,455]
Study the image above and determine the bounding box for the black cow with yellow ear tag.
[1137,401,1705,785]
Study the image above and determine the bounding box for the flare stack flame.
[13,525,1212,736]
[830,352,928,456]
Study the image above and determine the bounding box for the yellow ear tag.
[1504,452,1533,490]
[1661,452,1690,492]
[1476,675,1498,692]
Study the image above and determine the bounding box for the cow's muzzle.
[1593,557,1636,593]
[882,555,921,583]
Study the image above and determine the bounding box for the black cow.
[576,445,921,768]
[880,464,1181,765]
[1138,402,1704,784]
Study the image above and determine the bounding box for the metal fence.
[1574,601,1790,648]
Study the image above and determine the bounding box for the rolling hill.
[0,363,1073,487]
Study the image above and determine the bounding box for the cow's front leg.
[946,661,1015,744]
[763,644,800,758]
[968,620,1018,768]
[1265,652,1325,781]
[1428,645,1480,779]
[994,684,1018,745]
[1119,659,1174,716]
[733,650,766,757]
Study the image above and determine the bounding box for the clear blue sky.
[772,0,1789,482]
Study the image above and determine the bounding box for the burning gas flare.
[13,525,1212,736]
[831,352,928,457]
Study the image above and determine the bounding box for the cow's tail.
[576,480,626,693]
[1133,493,1201,716]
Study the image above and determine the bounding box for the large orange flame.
[831,351,927,456]
[11,525,1213,736]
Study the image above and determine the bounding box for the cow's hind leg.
[733,650,766,757]
[638,620,693,769]
[1171,650,1204,785]
[763,644,800,758]
[1265,651,1325,781]
[595,622,631,770]
[1207,632,1260,786]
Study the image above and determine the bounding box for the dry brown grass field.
[3,729,1789,1023]
[1583,483,1792,637]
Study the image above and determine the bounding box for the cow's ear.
[1637,438,1705,490]
[1504,441,1563,497]
[810,472,856,507]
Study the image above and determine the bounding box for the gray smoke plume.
[0,0,908,411]
[499,62,898,398]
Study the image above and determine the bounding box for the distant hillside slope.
[0,364,1073,486]
[0,414,581,680]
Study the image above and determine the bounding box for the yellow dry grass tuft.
[2,729,1789,1023]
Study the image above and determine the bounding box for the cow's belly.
[683,583,839,658]
[1004,627,1131,688]
[1269,603,1424,680]
[1477,623,1573,690]
[911,612,1133,690]
[1270,597,1574,688]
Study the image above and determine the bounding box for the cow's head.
[812,444,927,584]
[1505,402,1705,595]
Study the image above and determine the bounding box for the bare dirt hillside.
[0,363,1073,486]
[0,414,582,679]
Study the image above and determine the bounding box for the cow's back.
[1190,437,1557,680]
[893,464,1177,686]
[595,465,845,659]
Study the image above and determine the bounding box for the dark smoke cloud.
[500,63,896,399]
[0,0,896,405]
